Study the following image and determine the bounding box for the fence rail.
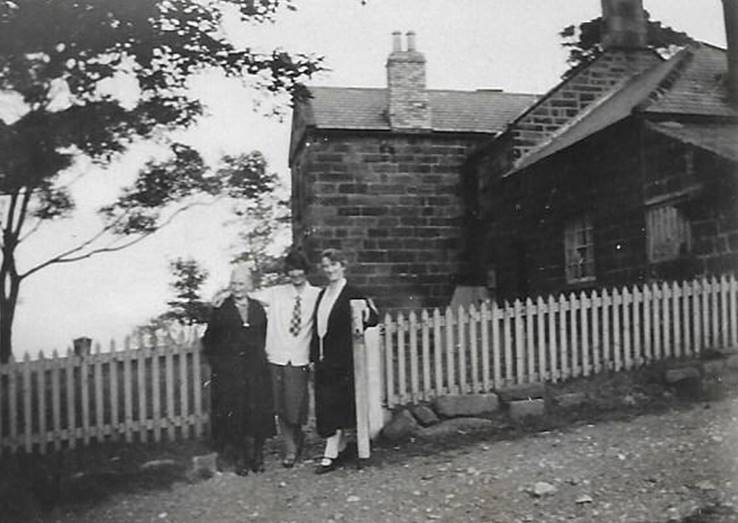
[381,275,738,407]
[0,329,208,456]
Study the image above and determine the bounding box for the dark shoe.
[314,457,338,474]
[282,452,297,468]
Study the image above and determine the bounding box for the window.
[646,204,691,262]
[564,215,595,283]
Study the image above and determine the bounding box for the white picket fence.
[0,329,208,456]
[380,275,738,407]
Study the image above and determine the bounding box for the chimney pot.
[601,0,647,49]
[392,31,402,52]
[406,31,417,52]
[723,0,738,102]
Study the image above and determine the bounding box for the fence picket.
[728,274,738,348]
[491,302,502,387]
[110,340,119,441]
[652,283,662,361]
[480,302,491,391]
[558,295,568,379]
[51,351,61,451]
[408,312,419,402]
[93,344,104,440]
[192,335,203,439]
[536,297,546,381]
[432,309,443,396]
[525,299,535,382]
[384,314,395,405]
[124,338,135,443]
[662,282,671,359]
[469,304,479,392]
[622,288,632,370]
[694,280,703,353]
[613,288,622,371]
[632,286,642,366]
[548,296,558,381]
[23,353,32,453]
[178,335,190,439]
[642,286,651,362]
[514,300,526,383]
[569,293,579,378]
[672,282,682,358]
[37,352,47,453]
[79,349,91,446]
[720,275,729,348]
[421,310,431,399]
[152,335,163,442]
[602,289,611,370]
[503,302,512,384]
[580,292,590,376]
[711,276,719,348]
[591,290,601,373]
[397,312,407,404]
[165,339,175,442]
[457,306,468,393]
[701,277,710,349]
[64,350,76,449]
[138,335,149,443]
[445,308,456,394]
[8,356,18,452]
[682,281,692,358]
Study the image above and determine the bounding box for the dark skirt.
[314,363,355,438]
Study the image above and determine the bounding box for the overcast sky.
[10,0,728,356]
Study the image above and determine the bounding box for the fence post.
[350,300,370,461]
[364,325,386,440]
[37,352,47,454]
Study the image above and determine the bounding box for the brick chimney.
[723,0,738,102]
[601,0,648,49]
[386,31,431,130]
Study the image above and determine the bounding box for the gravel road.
[39,396,738,523]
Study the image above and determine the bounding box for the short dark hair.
[284,250,310,273]
[320,248,348,267]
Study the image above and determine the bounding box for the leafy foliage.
[559,11,694,78]
[0,0,323,361]
[161,257,211,326]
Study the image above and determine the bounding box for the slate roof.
[508,43,737,175]
[647,121,738,162]
[300,87,538,134]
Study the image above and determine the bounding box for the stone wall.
[511,50,660,160]
[292,129,486,309]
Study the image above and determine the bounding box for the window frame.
[564,214,596,284]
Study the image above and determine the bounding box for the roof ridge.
[637,46,696,112]
[307,85,538,97]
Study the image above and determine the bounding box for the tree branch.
[20,197,223,280]
[13,187,33,239]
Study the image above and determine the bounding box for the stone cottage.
[289,31,536,309]
[465,0,738,300]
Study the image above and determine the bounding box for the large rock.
[409,404,440,427]
[496,383,546,403]
[432,393,499,418]
[381,409,419,441]
[190,453,217,480]
[416,417,493,439]
[555,392,587,409]
[508,398,546,421]
[702,359,726,378]
[664,366,700,384]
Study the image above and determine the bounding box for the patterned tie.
[289,294,301,336]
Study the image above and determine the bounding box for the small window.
[564,215,595,283]
[646,205,691,262]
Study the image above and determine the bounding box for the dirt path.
[37,397,738,523]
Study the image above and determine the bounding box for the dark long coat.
[202,296,275,447]
[310,284,378,438]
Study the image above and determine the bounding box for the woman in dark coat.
[202,264,274,475]
[311,249,378,474]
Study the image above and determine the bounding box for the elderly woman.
[202,263,274,475]
[311,249,378,474]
